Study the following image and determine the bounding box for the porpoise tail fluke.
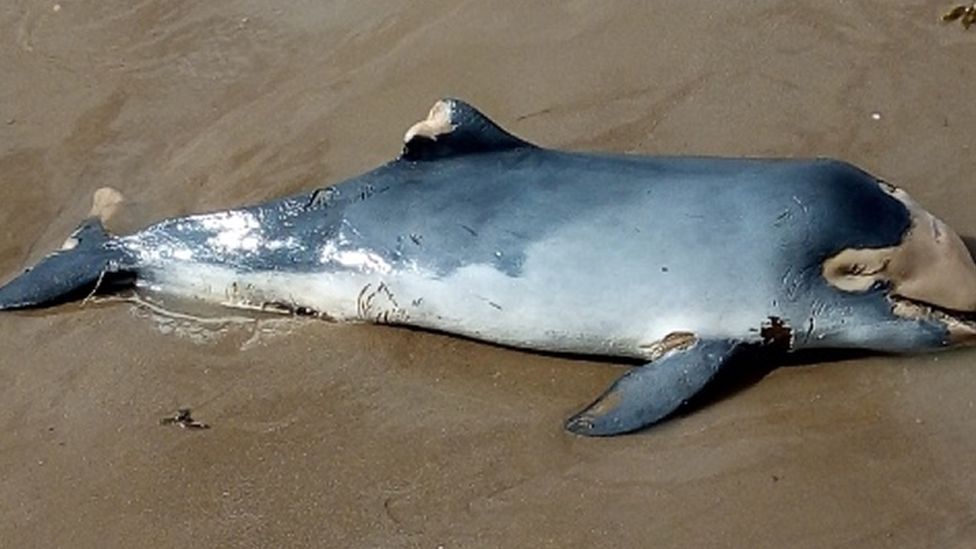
[0,188,133,310]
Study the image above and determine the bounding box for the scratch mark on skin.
[360,282,407,324]
[459,224,478,237]
[305,187,338,209]
[341,219,363,239]
[474,294,503,311]
[357,283,372,318]
[774,209,792,226]
[359,184,376,201]
[376,283,400,309]
[409,233,423,246]
[791,195,808,214]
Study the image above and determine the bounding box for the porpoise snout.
[823,185,976,313]
[884,189,976,313]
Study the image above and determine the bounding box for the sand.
[1,1,975,547]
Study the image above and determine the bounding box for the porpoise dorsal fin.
[400,98,534,161]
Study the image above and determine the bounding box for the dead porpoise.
[3,98,976,436]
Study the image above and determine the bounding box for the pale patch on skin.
[89,187,124,224]
[822,182,976,312]
[59,236,79,251]
[403,99,455,143]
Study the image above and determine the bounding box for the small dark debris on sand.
[160,408,210,430]
[943,3,976,29]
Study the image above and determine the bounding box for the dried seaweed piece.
[943,3,976,28]
[944,5,970,21]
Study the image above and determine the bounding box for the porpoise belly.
[136,221,782,360]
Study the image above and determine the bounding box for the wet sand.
[2,1,976,547]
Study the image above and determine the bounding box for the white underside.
[138,258,761,360]
[128,196,776,359]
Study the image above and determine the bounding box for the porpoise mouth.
[889,294,976,344]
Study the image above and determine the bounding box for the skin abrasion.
[403,100,456,143]
[639,331,697,361]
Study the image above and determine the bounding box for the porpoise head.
[822,182,976,343]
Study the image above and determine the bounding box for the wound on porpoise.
[640,331,696,361]
[760,316,792,351]
[260,299,332,320]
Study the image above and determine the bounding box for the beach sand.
[1,1,975,547]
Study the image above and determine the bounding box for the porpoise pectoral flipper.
[565,339,746,436]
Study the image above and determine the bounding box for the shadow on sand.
[668,347,878,425]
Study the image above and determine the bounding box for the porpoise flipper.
[565,339,745,436]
